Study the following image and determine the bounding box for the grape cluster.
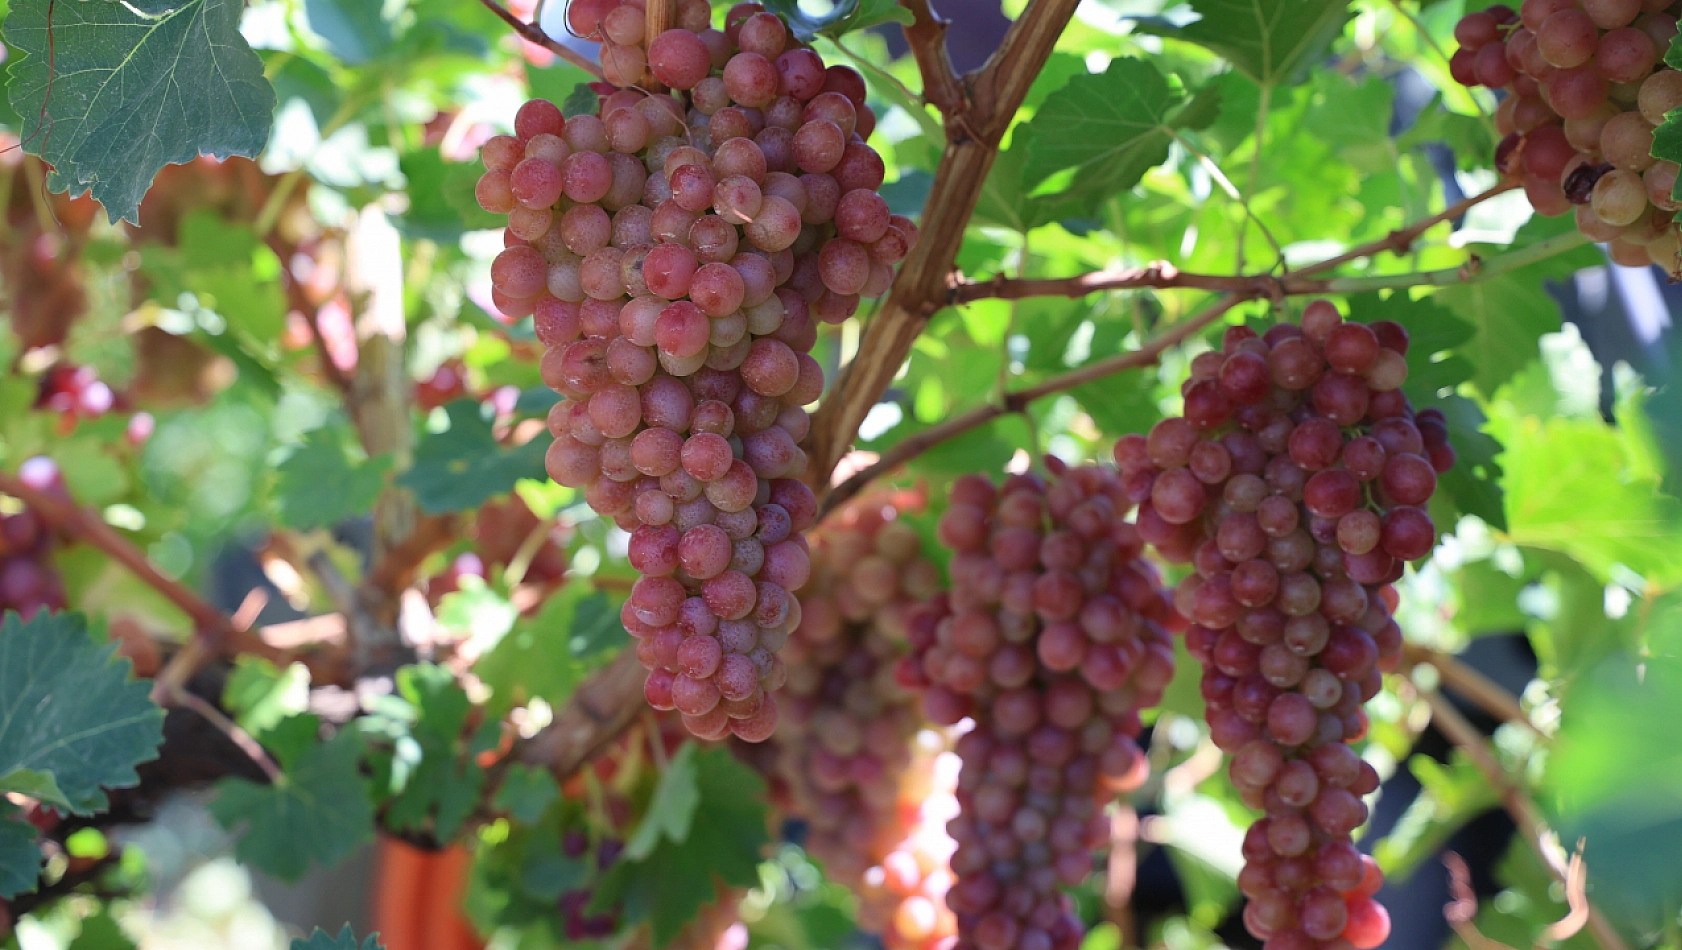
[1115,300,1449,950]
[0,458,69,620]
[0,150,96,354]
[475,1,915,740]
[773,490,957,950]
[908,463,1176,950]
[1450,0,1682,271]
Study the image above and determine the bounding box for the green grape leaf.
[1452,555,1531,636]
[301,0,398,65]
[1493,409,1682,587]
[137,212,289,342]
[399,401,551,514]
[561,83,599,119]
[761,0,911,41]
[222,657,311,736]
[274,427,392,531]
[592,746,770,945]
[2,0,276,224]
[1163,0,1352,88]
[1543,594,1682,934]
[475,584,626,712]
[1021,59,1221,206]
[625,743,701,861]
[377,665,484,842]
[1435,394,1508,531]
[1657,34,1682,165]
[396,149,481,242]
[0,611,164,815]
[0,804,42,899]
[494,764,560,824]
[1436,217,1599,395]
[210,730,374,882]
[67,911,137,950]
[290,926,386,950]
[0,768,72,812]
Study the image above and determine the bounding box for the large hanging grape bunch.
[475,0,915,741]
[1450,0,1682,271]
[773,488,957,950]
[1114,300,1451,950]
[908,463,1176,950]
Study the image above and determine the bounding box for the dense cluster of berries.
[773,490,956,950]
[477,0,914,740]
[1115,300,1445,949]
[905,463,1176,950]
[0,458,69,620]
[1451,0,1682,271]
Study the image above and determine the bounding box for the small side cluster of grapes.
[907,463,1177,950]
[0,458,70,620]
[773,489,957,950]
[480,0,917,742]
[558,829,626,940]
[1451,0,1682,271]
[1116,300,1444,950]
[0,150,97,354]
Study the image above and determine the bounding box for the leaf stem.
[165,686,284,784]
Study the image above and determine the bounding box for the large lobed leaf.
[1019,58,1222,214]
[210,729,374,882]
[399,401,550,514]
[1168,0,1352,88]
[273,426,392,531]
[0,611,164,816]
[592,745,771,946]
[3,0,275,224]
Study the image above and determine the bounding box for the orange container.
[371,837,486,950]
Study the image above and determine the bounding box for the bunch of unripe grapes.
[1115,300,1450,950]
[907,463,1177,950]
[475,0,915,740]
[0,458,70,620]
[1451,0,1682,271]
[774,489,956,950]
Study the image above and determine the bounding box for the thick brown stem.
[900,0,964,116]
[806,0,1082,482]
[821,293,1242,513]
[0,471,326,692]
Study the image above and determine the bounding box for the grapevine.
[1115,301,1450,949]
[1451,0,1682,269]
[914,462,1177,950]
[772,488,957,950]
[477,0,915,741]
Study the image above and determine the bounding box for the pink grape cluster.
[906,463,1177,950]
[1450,0,1682,271]
[1114,300,1454,950]
[474,1,916,741]
[774,489,957,950]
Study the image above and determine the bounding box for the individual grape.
[1638,69,1682,125]
[1602,110,1659,171]
[648,29,712,89]
[1537,9,1598,68]
[1592,167,1650,225]
[1597,27,1658,83]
